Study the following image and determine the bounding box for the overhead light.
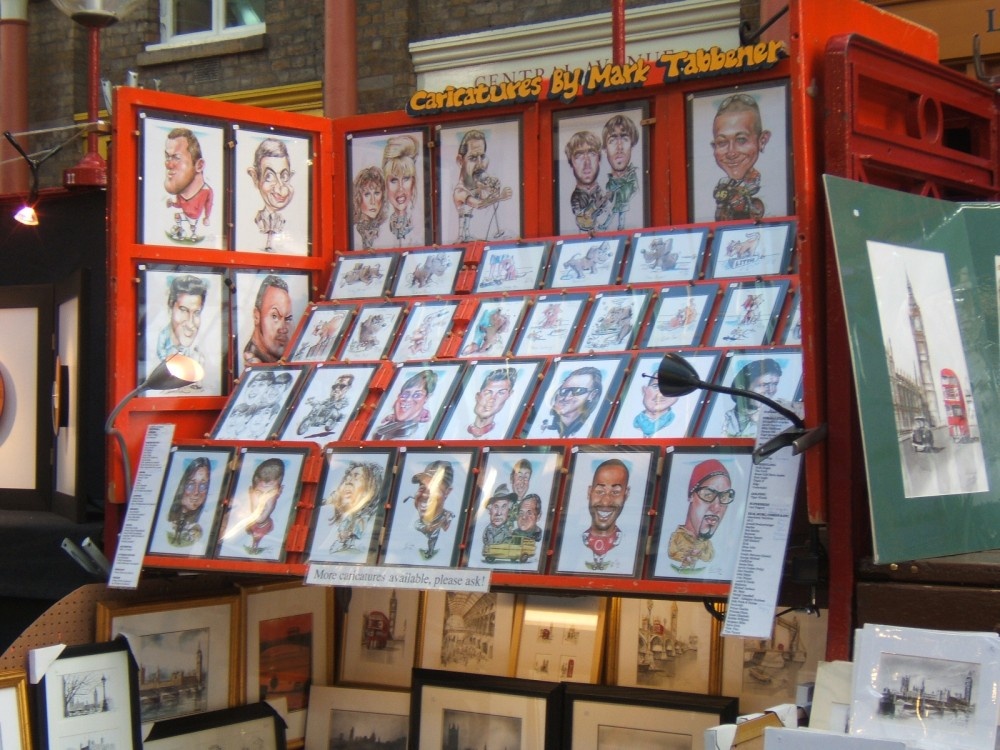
[14,204,38,226]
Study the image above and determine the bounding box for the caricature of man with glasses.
[540,366,603,438]
[667,459,737,571]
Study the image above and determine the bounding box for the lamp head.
[141,353,205,392]
[14,205,39,226]
[657,352,704,397]
[49,0,142,27]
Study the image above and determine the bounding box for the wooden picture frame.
[211,364,308,441]
[337,587,421,688]
[284,303,355,362]
[544,235,626,289]
[275,363,377,445]
[304,685,409,750]
[623,227,710,284]
[0,669,31,750]
[514,595,608,684]
[326,252,398,300]
[511,293,590,357]
[419,591,519,676]
[472,241,550,293]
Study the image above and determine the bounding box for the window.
[158,0,265,46]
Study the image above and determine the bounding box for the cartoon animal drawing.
[725,232,761,264]
[353,314,387,351]
[641,237,679,271]
[586,303,633,347]
[409,253,451,289]
[295,314,345,360]
[340,262,384,287]
[461,307,510,355]
[561,241,611,280]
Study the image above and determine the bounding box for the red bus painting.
[940,368,970,442]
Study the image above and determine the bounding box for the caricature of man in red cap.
[667,458,736,570]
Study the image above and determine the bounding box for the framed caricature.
[436,360,544,442]
[326,252,398,300]
[232,269,311,374]
[782,294,802,345]
[213,446,309,562]
[391,246,465,297]
[337,587,421,687]
[379,447,478,567]
[37,639,142,750]
[687,81,792,224]
[576,288,652,353]
[511,293,589,357]
[472,241,550,293]
[285,303,355,362]
[139,114,226,249]
[304,686,409,750]
[707,219,796,279]
[544,235,626,289]
[707,279,789,347]
[460,446,564,572]
[390,299,460,362]
[146,445,235,558]
[553,103,649,235]
[95,595,240,729]
[137,264,227,396]
[232,127,312,255]
[339,301,406,362]
[211,364,307,441]
[275,363,377,445]
[698,348,803,439]
[420,591,518,676]
[551,446,658,577]
[605,352,719,440]
[642,284,718,349]
[239,580,333,743]
[437,118,523,244]
[411,668,561,750]
[455,297,529,358]
[365,361,465,442]
[347,128,429,250]
[521,354,630,440]
[623,227,710,284]
[305,447,396,565]
[515,595,608,683]
[611,597,716,693]
[647,447,753,581]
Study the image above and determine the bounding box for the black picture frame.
[390,299,461,362]
[211,364,308,442]
[284,302,356,363]
[544,235,626,289]
[472,240,551,293]
[364,360,466,442]
[640,284,719,349]
[706,218,797,279]
[326,251,398,300]
[275,362,378,445]
[232,268,311,376]
[144,702,286,750]
[707,278,790,347]
[575,288,653,353]
[339,301,407,362]
[623,226,710,284]
[391,246,465,297]
[511,293,590,357]
[455,296,530,359]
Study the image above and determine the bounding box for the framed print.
[544,235,626,289]
[605,352,719,440]
[37,639,141,750]
[0,669,31,750]
[460,446,564,572]
[390,299,460,362]
[455,296,529,358]
[687,80,792,224]
[233,269,311,372]
[411,668,561,750]
[611,597,715,693]
[647,447,753,581]
[707,219,796,278]
[512,293,589,357]
[641,284,718,349]
[623,227,710,284]
[436,360,544,442]
[326,252,397,300]
[304,686,409,750]
[563,683,738,750]
[233,127,312,255]
[143,703,285,750]
[379,447,478,567]
[551,446,658,576]
[337,587,421,688]
[781,294,802,345]
[723,608,828,715]
[708,279,789,347]
[515,595,608,683]
[239,580,333,744]
[95,596,239,728]
[472,240,550,293]
[347,129,429,250]
[275,363,377,445]
[285,303,355,362]
[211,364,307,441]
[146,445,235,558]
[391,246,464,297]
[554,103,649,235]
[137,264,227,396]
[438,118,523,244]
[214,447,309,562]
[419,591,518,676]
[365,361,465,441]
[339,301,406,362]
[697,348,803,439]
[521,354,630,439]
[305,447,397,565]
[576,288,652,353]
[139,114,225,249]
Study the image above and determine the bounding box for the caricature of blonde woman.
[382,134,420,247]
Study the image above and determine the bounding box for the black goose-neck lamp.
[657,352,827,463]
[105,353,204,500]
